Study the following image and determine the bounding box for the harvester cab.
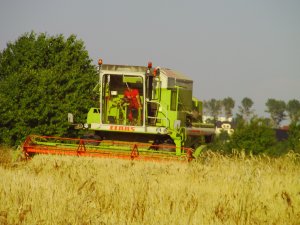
[23,60,215,161]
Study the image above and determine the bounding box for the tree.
[286,99,300,123]
[265,98,286,127]
[288,122,300,152]
[203,99,222,121]
[0,32,97,145]
[228,119,277,155]
[222,97,235,119]
[238,97,254,123]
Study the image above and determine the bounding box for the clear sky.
[1,0,299,118]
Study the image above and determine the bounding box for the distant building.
[274,127,289,141]
[204,115,291,140]
[215,121,235,136]
[203,115,233,123]
[203,115,234,135]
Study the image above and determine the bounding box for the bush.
[288,122,300,152]
[208,130,232,154]
[210,119,276,155]
[226,119,277,155]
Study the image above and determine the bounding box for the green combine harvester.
[23,60,215,161]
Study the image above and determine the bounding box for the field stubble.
[0,148,299,225]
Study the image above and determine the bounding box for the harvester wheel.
[158,139,176,152]
[204,135,214,143]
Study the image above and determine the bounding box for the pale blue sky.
[1,0,299,117]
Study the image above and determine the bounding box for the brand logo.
[109,125,135,132]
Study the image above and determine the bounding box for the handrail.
[146,100,169,127]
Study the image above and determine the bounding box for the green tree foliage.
[238,97,254,123]
[222,97,235,119]
[286,99,300,123]
[203,98,222,121]
[265,98,286,127]
[208,130,231,153]
[288,122,300,152]
[0,32,97,145]
[228,119,277,155]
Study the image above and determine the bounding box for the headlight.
[156,127,168,134]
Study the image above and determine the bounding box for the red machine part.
[22,135,194,162]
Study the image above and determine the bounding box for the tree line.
[203,97,300,127]
[204,97,300,155]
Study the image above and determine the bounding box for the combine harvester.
[23,60,215,161]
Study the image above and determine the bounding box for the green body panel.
[193,145,207,157]
[87,108,100,124]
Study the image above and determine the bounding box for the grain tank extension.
[23,60,215,161]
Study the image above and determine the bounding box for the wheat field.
[0,148,299,225]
